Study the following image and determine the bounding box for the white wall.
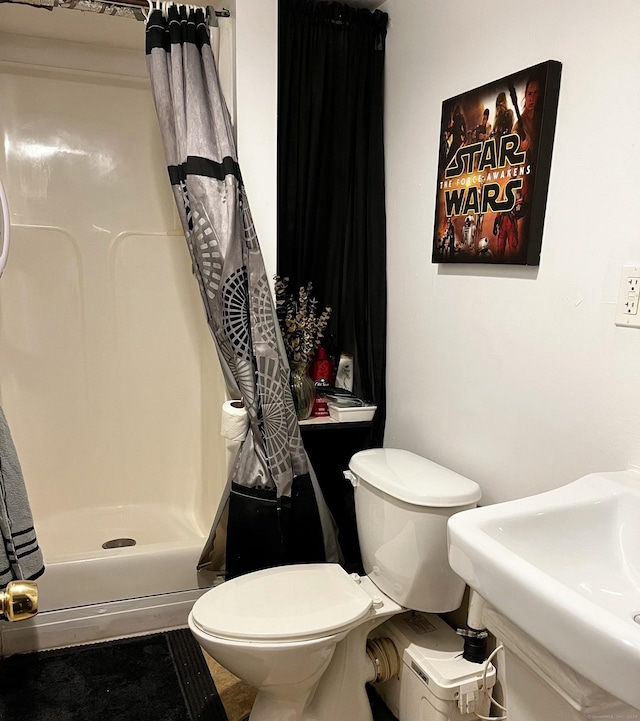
[381,0,640,504]
[235,0,278,282]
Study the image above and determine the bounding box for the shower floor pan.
[0,504,215,655]
[34,503,210,611]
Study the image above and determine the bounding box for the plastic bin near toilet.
[372,611,496,721]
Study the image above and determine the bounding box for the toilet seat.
[190,563,373,643]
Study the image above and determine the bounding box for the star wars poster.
[432,61,561,265]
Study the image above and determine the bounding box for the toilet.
[188,448,481,721]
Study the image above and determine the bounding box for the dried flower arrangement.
[274,276,331,366]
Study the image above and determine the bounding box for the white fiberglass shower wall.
[0,4,231,652]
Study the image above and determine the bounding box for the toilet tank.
[349,449,481,613]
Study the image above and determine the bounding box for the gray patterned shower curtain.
[145,6,339,579]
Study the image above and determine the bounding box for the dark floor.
[367,683,399,721]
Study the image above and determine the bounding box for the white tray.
[327,403,376,422]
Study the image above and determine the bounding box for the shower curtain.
[145,6,339,579]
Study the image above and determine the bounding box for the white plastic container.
[327,402,377,422]
[373,611,496,721]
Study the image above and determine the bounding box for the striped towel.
[0,406,44,586]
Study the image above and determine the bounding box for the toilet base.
[250,578,403,721]
[297,613,396,721]
[191,574,403,721]
[247,615,400,721]
[249,690,315,721]
[189,619,342,721]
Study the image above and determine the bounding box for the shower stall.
[0,2,233,654]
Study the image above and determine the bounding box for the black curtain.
[278,0,388,445]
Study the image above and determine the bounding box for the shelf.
[299,416,374,431]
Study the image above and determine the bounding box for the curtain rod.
[0,0,231,22]
[108,0,231,17]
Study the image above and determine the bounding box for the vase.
[290,361,315,421]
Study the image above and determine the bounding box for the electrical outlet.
[625,296,639,315]
[615,265,640,327]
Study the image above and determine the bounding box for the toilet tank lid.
[349,449,481,507]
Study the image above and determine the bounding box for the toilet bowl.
[189,566,403,721]
[189,448,482,721]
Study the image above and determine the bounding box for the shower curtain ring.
[142,0,153,21]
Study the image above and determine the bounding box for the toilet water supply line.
[0,177,11,278]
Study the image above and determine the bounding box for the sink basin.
[447,469,640,711]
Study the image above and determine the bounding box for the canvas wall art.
[432,60,562,265]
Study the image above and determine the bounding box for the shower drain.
[102,538,137,549]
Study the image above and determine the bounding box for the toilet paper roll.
[221,400,249,442]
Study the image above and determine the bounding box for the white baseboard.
[0,588,209,657]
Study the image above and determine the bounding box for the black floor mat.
[0,629,228,721]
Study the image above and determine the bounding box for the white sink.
[447,469,640,711]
